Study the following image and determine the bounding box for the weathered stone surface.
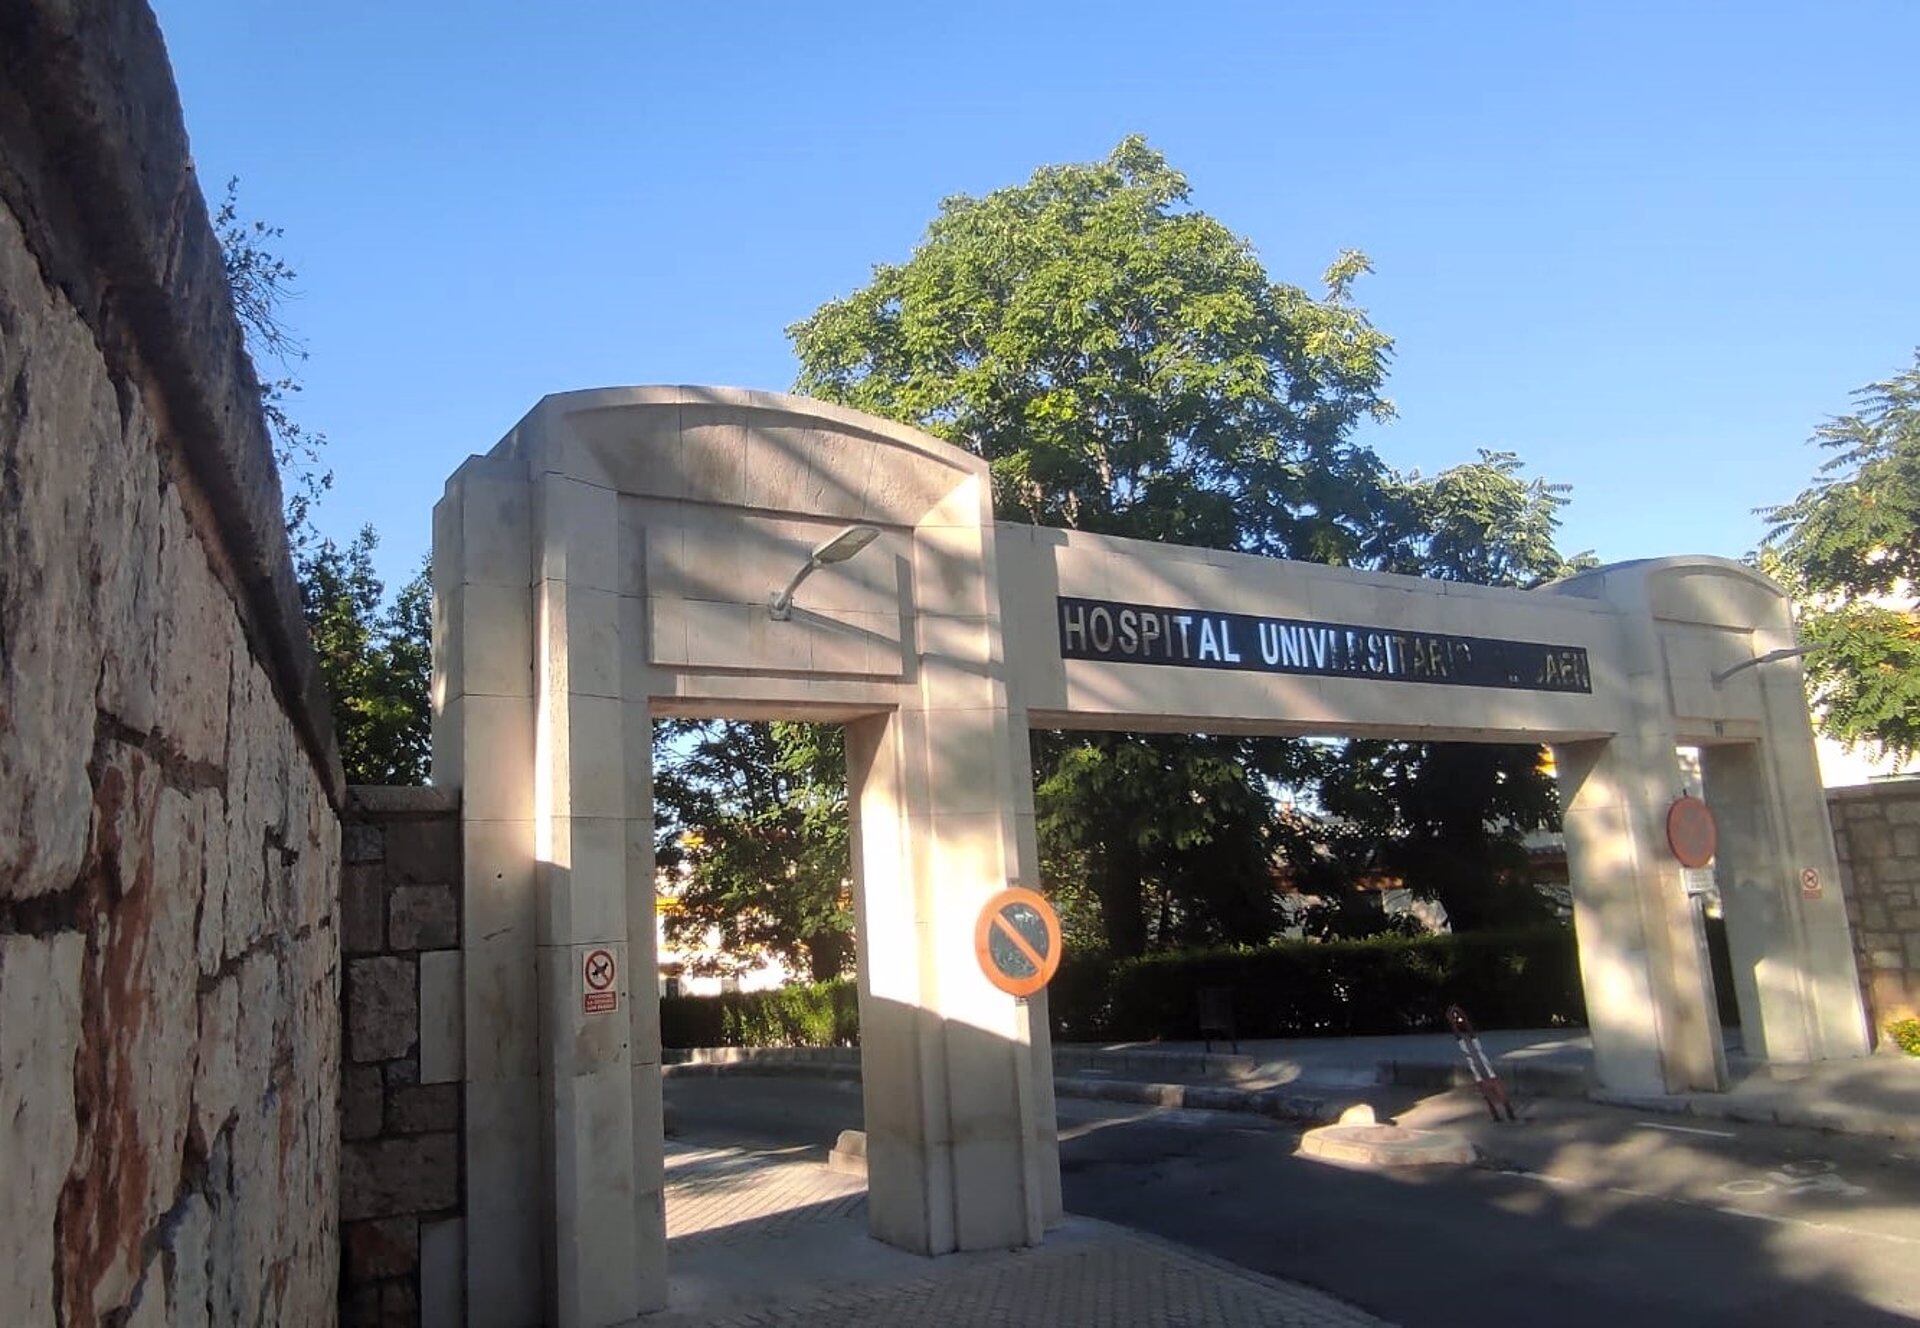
[343,863,387,955]
[388,1083,460,1135]
[385,817,460,884]
[0,12,342,1324]
[343,1065,385,1141]
[390,883,458,951]
[382,1280,421,1326]
[0,201,118,903]
[0,222,341,1327]
[344,1216,419,1282]
[341,1134,459,1221]
[350,957,419,1063]
[0,933,86,1321]
[345,821,386,865]
[1832,786,1920,1034]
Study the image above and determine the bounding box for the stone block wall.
[339,787,465,1327]
[1830,780,1920,1040]
[0,2,345,1323]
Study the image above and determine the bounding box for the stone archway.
[431,387,1868,1326]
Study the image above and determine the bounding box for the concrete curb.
[1380,1058,1591,1098]
[661,1045,1920,1142]
[1053,1074,1346,1124]
[660,1052,1347,1123]
[1054,1046,1263,1082]
[1591,1089,1920,1141]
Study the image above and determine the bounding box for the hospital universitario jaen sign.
[427,386,1866,1326]
[1059,596,1595,693]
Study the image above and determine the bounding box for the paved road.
[665,1075,1920,1327]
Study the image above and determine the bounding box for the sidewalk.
[652,1141,1389,1327]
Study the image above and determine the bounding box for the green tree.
[653,720,854,982]
[217,178,432,783]
[1299,452,1583,932]
[789,136,1394,957]
[1761,353,1920,761]
[790,135,1393,558]
[298,531,432,784]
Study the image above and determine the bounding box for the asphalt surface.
[664,1074,1920,1327]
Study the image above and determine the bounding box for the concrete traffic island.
[828,1128,869,1176]
[1298,1106,1478,1168]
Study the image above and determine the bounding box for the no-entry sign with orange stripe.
[974,887,1062,998]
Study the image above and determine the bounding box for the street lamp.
[768,524,880,621]
[1712,644,1822,687]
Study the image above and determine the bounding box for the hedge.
[658,928,1586,1048]
[1047,927,1586,1042]
[659,977,858,1049]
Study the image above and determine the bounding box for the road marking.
[1637,1121,1738,1139]
[1717,1162,1867,1200]
[1492,1168,1914,1246]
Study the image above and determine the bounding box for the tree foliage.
[653,721,854,982]
[300,532,432,784]
[656,139,1582,966]
[1293,451,1582,934]
[790,137,1403,957]
[1761,353,1920,761]
[217,177,431,783]
[790,135,1395,561]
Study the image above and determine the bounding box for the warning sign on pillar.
[1801,868,1823,900]
[583,947,619,1014]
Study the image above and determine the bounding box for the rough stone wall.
[338,787,463,1327]
[1830,780,1920,1040]
[0,2,344,1324]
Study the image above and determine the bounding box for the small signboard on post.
[974,887,1062,999]
[583,947,618,1014]
[1801,868,1823,900]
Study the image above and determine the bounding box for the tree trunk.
[805,932,851,983]
[1095,837,1148,959]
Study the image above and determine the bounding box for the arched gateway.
[431,387,1869,1325]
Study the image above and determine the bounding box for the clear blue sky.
[153,1,1919,592]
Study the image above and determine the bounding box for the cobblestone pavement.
[655,1143,1389,1328]
[665,1143,865,1241]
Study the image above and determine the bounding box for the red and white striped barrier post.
[1445,1004,1518,1122]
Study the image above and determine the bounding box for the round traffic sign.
[1666,795,1718,869]
[974,887,1062,998]
[584,947,617,992]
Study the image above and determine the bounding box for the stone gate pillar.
[1549,558,1869,1095]
[436,388,1063,1324]
[843,472,1049,1253]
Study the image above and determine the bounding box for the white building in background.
[652,865,802,998]
[1817,734,1920,788]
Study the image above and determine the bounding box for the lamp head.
[811,524,880,566]
[770,524,883,620]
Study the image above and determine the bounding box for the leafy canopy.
[1761,353,1920,761]
[653,721,854,982]
[299,532,432,785]
[1298,451,1582,934]
[788,137,1406,957]
[791,135,1394,560]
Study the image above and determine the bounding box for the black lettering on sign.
[1057,596,1592,695]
